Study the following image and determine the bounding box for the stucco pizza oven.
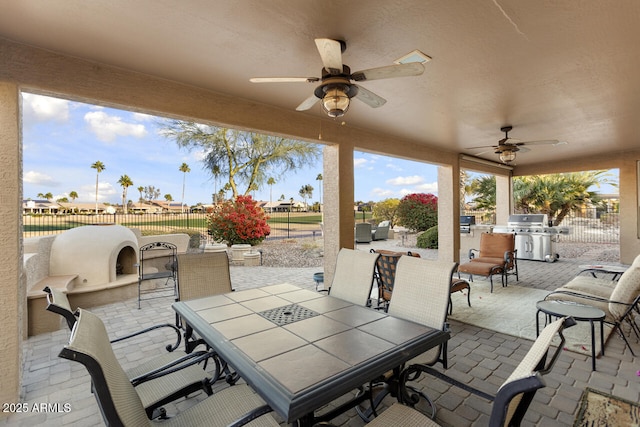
[49,224,138,288]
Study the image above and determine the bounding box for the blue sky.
[22,93,616,207]
[21,93,439,206]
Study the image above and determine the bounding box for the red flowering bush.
[207,195,270,245]
[396,193,438,232]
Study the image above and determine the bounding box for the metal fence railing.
[463,208,620,244]
[24,208,620,245]
[22,211,325,242]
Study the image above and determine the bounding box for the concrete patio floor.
[2,240,638,426]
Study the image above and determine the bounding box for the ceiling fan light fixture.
[499,150,517,163]
[321,85,351,118]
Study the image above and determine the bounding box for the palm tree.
[179,162,190,213]
[69,191,78,202]
[137,186,144,208]
[117,174,133,214]
[164,194,173,202]
[91,161,105,214]
[267,177,276,209]
[315,173,323,212]
[299,184,314,211]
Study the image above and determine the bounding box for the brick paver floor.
[2,240,638,426]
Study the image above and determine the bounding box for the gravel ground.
[253,235,620,268]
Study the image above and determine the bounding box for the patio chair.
[137,241,178,309]
[457,232,518,292]
[544,254,640,355]
[325,248,379,306]
[356,256,457,421]
[58,308,279,427]
[371,220,390,241]
[43,286,214,419]
[175,251,239,384]
[369,249,420,310]
[365,317,575,427]
[355,222,373,243]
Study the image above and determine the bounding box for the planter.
[231,244,252,262]
[204,243,227,253]
[244,251,261,266]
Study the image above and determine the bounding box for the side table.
[535,300,606,371]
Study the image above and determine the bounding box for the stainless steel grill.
[493,214,569,262]
[460,215,475,234]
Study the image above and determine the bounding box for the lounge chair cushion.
[609,263,640,318]
[457,260,502,276]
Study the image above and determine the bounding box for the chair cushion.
[479,233,514,259]
[472,256,505,265]
[609,263,640,318]
[560,276,615,299]
[458,260,503,276]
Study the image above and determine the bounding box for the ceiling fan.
[468,126,567,164]
[250,38,425,118]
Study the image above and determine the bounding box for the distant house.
[149,200,187,213]
[57,202,112,214]
[22,199,59,214]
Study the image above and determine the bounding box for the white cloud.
[385,162,403,171]
[414,182,438,193]
[371,187,395,198]
[84,111,148,142]
[22,93,69,123]
[353,158,368,168]
[386,175,425,186]
[132,112,154,122]
[79,182,117,202]
[24,171,60,186]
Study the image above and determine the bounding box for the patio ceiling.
[1,1,639,167]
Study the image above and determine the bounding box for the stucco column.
[495,174,512,225]
[322,142,355,284]
[0,82,23,409]
[437,165,459,262]
[619,159,640,264]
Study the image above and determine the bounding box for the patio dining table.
[173,283,449,426]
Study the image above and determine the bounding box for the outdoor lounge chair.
[371,220,390,241]
[355,222,373,243]
[43,286,215,419]
[59,308,279,427]
[364,317,575,427]
[324,248,379,306]
[544,254,640,355]
[356,256,458,421]
[457,232,518,292]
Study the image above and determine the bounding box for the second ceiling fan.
[250,38,426,118]
[468,126,566,164]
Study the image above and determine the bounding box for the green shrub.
[417,226,438,249]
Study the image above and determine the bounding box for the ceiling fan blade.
[354,85,387,108]
[351,62,424,82]
[250,77,320,83]
[467,144,499,150]
[315,38,343,75]
[295,95,320,111]
[517,139,566,146]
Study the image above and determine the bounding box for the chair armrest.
[130,349,215,386]
[227,404,274,427]
[504,250,515,263]
[110,322,182,352]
